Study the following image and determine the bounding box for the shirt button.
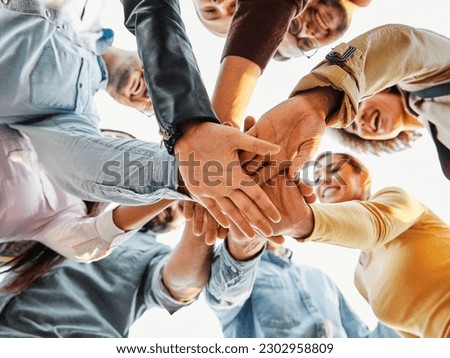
[230,266,237,273]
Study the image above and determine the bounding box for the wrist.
[226,236,266,261]
[173,120,205,155]
[290,205,315,239]
[292,87,342,124]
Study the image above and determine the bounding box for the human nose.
[301,22,316,37]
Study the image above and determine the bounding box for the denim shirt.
[0,232,262,337]
[207,249,400,338]
[0,0,183,205]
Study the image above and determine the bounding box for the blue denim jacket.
[0,0,184,205]
[0,232,251,337]
[207,249,400,338]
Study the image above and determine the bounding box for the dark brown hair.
[327,86,423,154]
[0,201,108,294]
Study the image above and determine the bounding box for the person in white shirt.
[0,126,179,262]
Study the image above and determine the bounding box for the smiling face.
[276,0,349,59]
[314,153,370,203]
[344,90,408,140]
[192,0,237,36]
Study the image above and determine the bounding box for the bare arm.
[212,56,261,127]
[112,199,174,231]
[162,221,214,302]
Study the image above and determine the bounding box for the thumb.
[235,131,280,156]
[268,235,285,245]
[243,116,257,133]
[288,139,320,179]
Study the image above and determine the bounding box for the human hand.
[241,88,340,181]
[175,121,281,240]
[259,174,315,239]
[183,201,228,245]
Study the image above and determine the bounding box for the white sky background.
[95,0,450,337]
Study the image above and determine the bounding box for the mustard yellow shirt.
[307,187,450,337]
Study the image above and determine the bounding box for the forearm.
[289,86,343,124]
[291,24,450,127]
[226,235,266,262]
[212,56,260,127]
[112,199,173,231]
[162,222,214,302]
[122,0,218,153]
[214,0,304,125]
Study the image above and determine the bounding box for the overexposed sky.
[95,0,450,337]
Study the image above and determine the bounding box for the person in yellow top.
[259,151,450,337]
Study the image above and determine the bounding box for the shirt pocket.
[252,274,302,329]
[30,42,88,112]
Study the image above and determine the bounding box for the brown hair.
[315,151,372,198]
[327,127,422,155]
[328,86,423,154]
[0,201,108,294]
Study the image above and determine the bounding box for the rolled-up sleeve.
[290,24,450,127]
[146,256,198,314]
[205,241,264,325]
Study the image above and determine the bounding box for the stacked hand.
[175,121,282,240]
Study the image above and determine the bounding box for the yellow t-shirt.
[308,187,450,337]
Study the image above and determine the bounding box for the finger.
[204,213,219,245]
[296,180,317,204]
[216,197,256,239]
[202,199,230,229]
[268,235,285,245]
[243,116,257,132]
[227,222,251,242]
[254,161,285,186]
[241,154,264,177]
[296,180,314,198]
[238,175,281,223]
[235,131,280,156]
[217,225,229,240]
[183,201,195,221]
[222,121,236,128]
[288,139,321,179]
[192,203,205,235]
[228,190,274,237]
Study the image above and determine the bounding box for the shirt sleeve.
[305,187,427,250]
[290,24,450,127]
[205,241,264,325]
[35,205,137,263]
[145,256,198,314]
[222,0,305,71]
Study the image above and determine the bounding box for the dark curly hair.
[327,127,423,155]
[327,86,423,155]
